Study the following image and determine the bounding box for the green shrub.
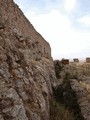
[50,99,75,120]
[64,72,78,81]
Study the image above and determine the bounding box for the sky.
[14,0,90,60]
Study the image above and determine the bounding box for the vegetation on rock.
[50,99,75,120]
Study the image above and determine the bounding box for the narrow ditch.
[52,80,84,120]
[52,60,84,120]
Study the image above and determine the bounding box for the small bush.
[64,72,78,80]
[50,99,75,120]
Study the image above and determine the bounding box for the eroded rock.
[0,0,56,120]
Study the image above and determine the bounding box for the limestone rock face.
[0,0,56,120]
[71,77,90,120]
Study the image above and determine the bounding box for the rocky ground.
[54,60,90,120]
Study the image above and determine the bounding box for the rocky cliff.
[0,0,56,120]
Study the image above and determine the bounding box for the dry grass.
[79,81,90,92]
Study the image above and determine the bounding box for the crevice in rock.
[52,78,84,120]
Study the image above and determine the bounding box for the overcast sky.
[14,0,90,60]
